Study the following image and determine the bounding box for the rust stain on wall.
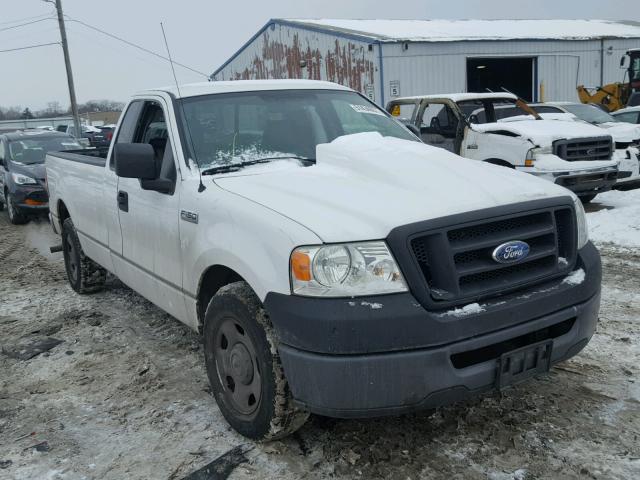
[230,32,375,94]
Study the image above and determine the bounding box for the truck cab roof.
[139,79,351,99]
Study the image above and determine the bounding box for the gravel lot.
[1,190,639,480]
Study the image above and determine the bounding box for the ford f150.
[46,80,602,440]
[387,93,619,203]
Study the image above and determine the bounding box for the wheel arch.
[57,199,71,231]
[196,264,246,332]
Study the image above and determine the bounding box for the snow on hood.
[596,122,640,143]
[214,133,571,243]
[473,119,611,146]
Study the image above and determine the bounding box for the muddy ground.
[1,203,639,480]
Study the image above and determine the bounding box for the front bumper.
[11,186,48,212]
[614,147,640,185]
[265,243,601,418]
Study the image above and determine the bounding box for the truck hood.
[474,119,610,146]
[213,133,570,243]
[596,122,640,143]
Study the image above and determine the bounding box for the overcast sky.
[1,0,639,110]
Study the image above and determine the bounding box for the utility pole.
[53,0,81,136]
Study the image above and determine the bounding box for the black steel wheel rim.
[215,317,262,416]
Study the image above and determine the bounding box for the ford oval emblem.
[492,241,530,264]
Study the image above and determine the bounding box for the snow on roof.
[395,92,517,102]
[140,79,350,99]
[282,19,640,42]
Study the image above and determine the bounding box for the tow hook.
[50,244,63,254]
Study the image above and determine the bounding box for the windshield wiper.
[201,156,315,176]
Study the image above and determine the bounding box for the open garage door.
[467,57,536,101]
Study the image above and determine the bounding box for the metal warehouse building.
[212,19,640,106]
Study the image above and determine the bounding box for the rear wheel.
[203,281,309,440]
[579,194,597,204]
[6,192,27,225]
[62,218,106,293]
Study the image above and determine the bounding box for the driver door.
[112,97,187,323]
[418,102,459,153]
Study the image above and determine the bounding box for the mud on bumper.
[265,243,601,418]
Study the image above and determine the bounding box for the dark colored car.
[57,124,110,148]
[0,130,81,224]
[98,125,116,144]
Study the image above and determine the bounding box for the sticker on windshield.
[350,104,385,116]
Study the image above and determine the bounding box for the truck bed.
[48,148,109,167]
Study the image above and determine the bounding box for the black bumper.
[554,170,618,195]
[264,243,601,418]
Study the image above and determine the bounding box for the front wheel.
[579,194,597,204]
[6,193,27,224]
[203,281,309,440]
[61,218,106,293]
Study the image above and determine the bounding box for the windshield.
[179,89,416,170]
[561,104,616,124]
[8,136,82,164]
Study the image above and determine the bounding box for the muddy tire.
[579,194,597,204]
[6,192,27,225]
[203,281,309,440]
[62,218,106,293]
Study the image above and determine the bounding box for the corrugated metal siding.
[380,39,640,103]
[213,23,380,101]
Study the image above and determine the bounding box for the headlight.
[290,241,408,297]
[525,146,551,167]
[573,196,589,249]
[11,173,37,185]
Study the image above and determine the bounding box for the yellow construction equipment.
[577,48,640,112]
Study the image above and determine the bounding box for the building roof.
[281,19,640,42]
[141,79,351,99]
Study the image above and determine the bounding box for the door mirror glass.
[114,143,156,179]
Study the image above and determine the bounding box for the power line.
[0,17,55,33]
[0,12,54,27]
[0,42,60,54]
[64,15,209,78]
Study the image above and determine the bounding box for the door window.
[421,104,458,138]
[110,101,144,170]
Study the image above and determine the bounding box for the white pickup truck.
[46,80,602,440]
[387,93,619,203]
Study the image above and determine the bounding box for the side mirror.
[114,143,156,179]
[621,55,629,69]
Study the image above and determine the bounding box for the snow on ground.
[586,188,640,248]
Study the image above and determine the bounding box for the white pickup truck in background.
[528,102,640,188]
[387,93,619,203]
[46,80,603,440]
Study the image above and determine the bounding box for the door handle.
[117,190,128,212]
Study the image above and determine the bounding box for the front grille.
[553,136,612,162]
[405,204,576,307]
